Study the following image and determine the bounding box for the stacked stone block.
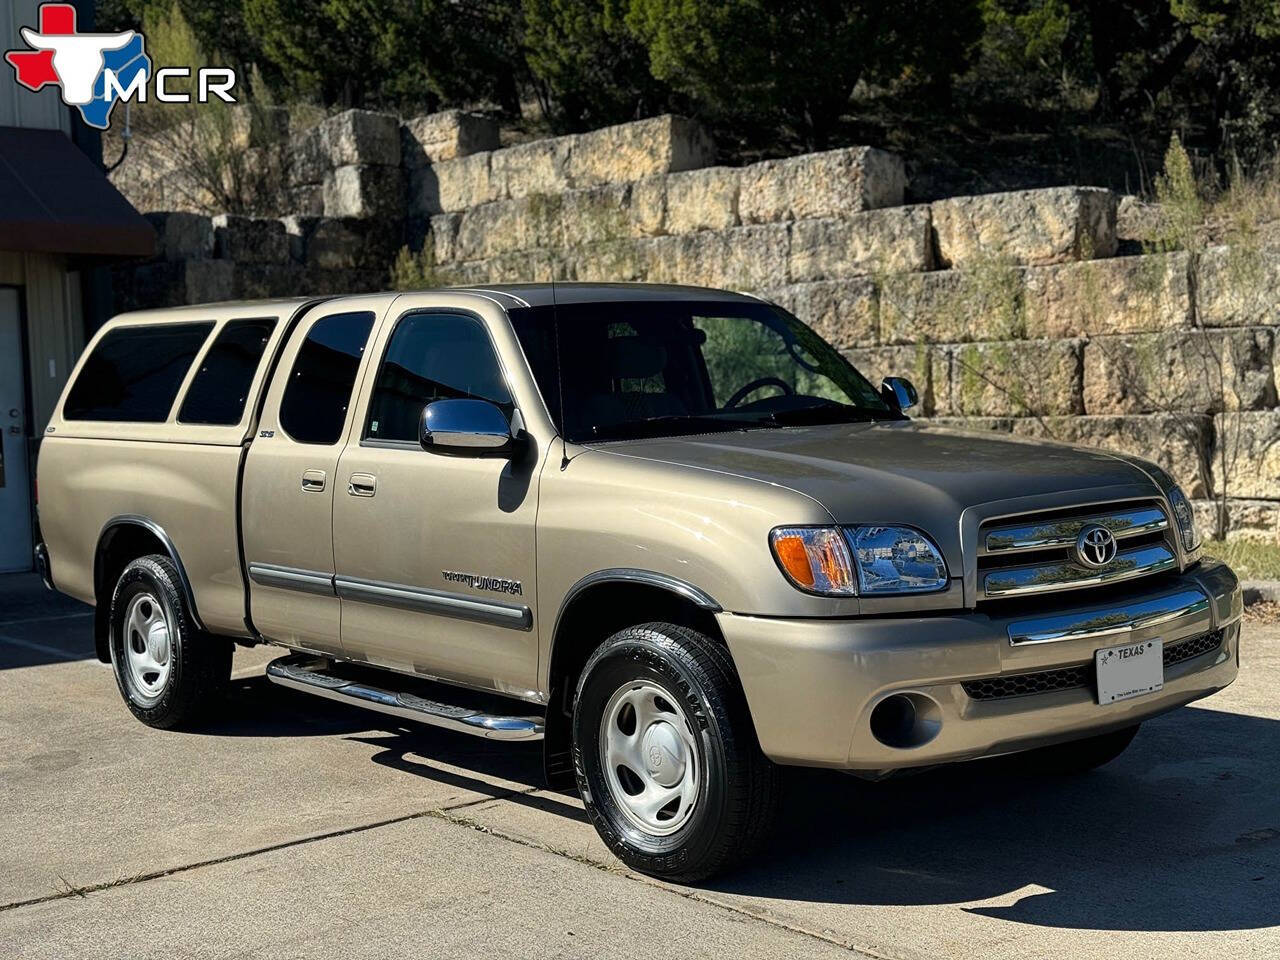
[113,209,391,308]
[107,108,1280,539]
[290,109,405,218]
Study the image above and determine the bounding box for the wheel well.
[92,521,184,662]
[541,579,726,786]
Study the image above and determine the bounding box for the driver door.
[331,298,544,697]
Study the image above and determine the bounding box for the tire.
[572,622,780,882]
[108,554,232,729]
[1015,723,1141,775]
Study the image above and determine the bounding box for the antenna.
[549,263,569,470]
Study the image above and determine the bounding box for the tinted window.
[64,323,214,422]
[279,311,375,445]
[509,300,891,443]
[178,318,278,425]
[366,312,512,443]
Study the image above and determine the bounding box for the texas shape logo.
[5,3,150,130]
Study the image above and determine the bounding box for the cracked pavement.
[1,572,1277,959]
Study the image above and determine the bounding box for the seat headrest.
[606,336,667,380]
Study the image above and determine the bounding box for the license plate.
[1095,638,1163,704]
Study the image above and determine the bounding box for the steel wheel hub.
[641,720,687,787]
[123,592,172,704]
[600,680,699,836]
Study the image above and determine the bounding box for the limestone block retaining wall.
[108,108,1280,541]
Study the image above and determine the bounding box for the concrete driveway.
[1,572,1277,959]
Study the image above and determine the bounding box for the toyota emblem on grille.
[1075,524,1118,568]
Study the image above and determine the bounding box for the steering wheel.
[725,376,793,409]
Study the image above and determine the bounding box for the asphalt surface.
[1,571,1277,959]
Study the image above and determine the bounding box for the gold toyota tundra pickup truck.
[35,283,1242,881]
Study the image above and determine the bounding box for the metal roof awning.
[0,126,155,258]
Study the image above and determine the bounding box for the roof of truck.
[112,296,318,321]
[445,283,763,308]
[112,284,762,321]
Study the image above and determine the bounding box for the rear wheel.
[572,622,780,882]
[108,555,231,729]
[1016,723,1141,774]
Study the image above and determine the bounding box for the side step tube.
[266,655,544,741]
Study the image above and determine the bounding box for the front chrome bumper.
[720,559,1242,770]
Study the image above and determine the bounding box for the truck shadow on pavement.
[713,703,1280,933]
[212,674,560,805]
[225,668,1279,933]
[196,676,386,738]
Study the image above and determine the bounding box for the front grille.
[1164,629,1224,667]
[962,629,1224,702]
[977,500,1175,603]
[963,664,1091,701]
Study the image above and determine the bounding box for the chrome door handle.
[301,470,326,492]
[348,474,377,497]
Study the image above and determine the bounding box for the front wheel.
[572,622,780,882]
[109,555,231,729]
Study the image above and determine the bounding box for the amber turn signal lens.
[769,527,858,595]
[772,534,816,587]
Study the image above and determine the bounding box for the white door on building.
[0,289,33,573]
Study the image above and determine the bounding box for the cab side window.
[279,311,375,445]
[366,312,512,443]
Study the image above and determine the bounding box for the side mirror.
[880,376,919,413]
[420,398,518,456]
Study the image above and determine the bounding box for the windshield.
[510,299,896,443]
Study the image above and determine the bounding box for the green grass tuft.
[1202,539,1280,581]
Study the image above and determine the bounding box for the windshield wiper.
[759,402,889,426]
[586,414,759,442]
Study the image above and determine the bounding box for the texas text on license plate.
[1095,638,1163,704]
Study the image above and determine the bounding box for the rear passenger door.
[241,302,385,654]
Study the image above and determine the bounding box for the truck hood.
[597,420,1161,560]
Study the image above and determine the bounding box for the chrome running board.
[266,654,544,741]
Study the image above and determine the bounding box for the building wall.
[0,252,85,432]
[0,0,73,134]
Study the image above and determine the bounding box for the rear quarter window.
[178,318,278,425]
[279,311,376,445]
[64,322,214,422]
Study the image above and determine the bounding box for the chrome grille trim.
[1007,587,1209,645]
[983,542,1177,599]
[982,505,1168,555]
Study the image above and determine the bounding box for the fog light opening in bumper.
[870,692,942,749]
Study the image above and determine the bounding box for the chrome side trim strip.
[1008,587,1210,645]
[334,575,533,631]
[984,543,1177,598]
[983,505,1168,555]
[266,655,544,740]
[247,563,336,596]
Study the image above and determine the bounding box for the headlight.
[1143,464,1200,552]
[770,525,949,596]
[846,526,949,594]
[1167,484,1199,552]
